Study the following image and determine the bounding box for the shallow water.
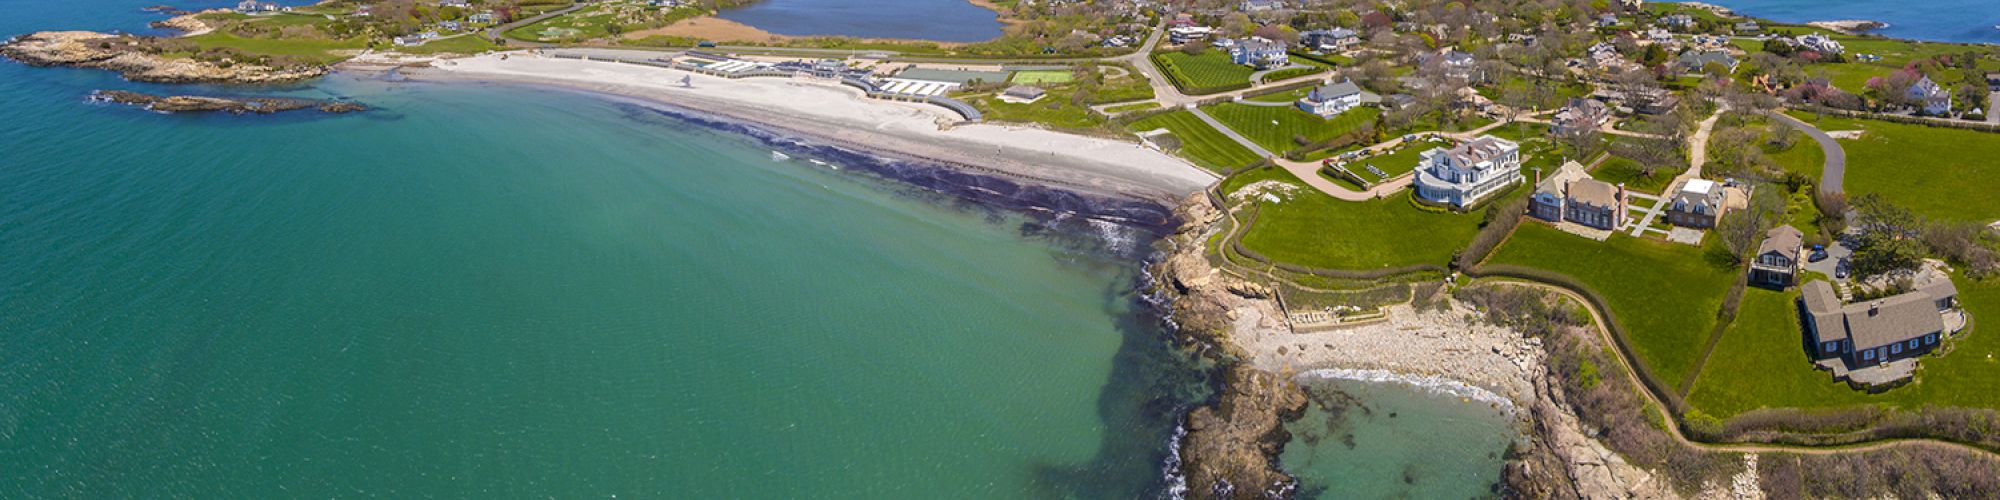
[1280,377,1519,499]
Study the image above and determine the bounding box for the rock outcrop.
[1180,365,1308,499]
[149,12,215,36]
[2,31,327,84]
[90,90,366,114]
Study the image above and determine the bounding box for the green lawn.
[1259,66,1325,83]
[1687,277,2000,417]
[1803,37,2000,93]
[1104,101,1160,113]
[1235,181,1488,270]
[1205,103,1382,154]
[506,11,617,42]
[1765,137,1825,180]
[1128,110,1264,173]
[1011,70,1073,84]
[1344,143,1431,181]
[1244,87,1310,103]
[180,32,366,65]
[972,88,1103,131]
[1806,115,2000,222]
[394,34,500,55]
[1592,156,1684,195]
[1151,51,1254,93]
[1488,223,1740,388]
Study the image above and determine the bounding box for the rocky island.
[1,31,327,84]
[90,90,366,114]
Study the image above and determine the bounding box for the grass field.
[1687,277,2000,417]
[972,87,1103,131]
[1151,51,1254,93]
[1129,111,1264,173]
[507,10,616,42]
[395,34,500,55]
[1205,103,1382,154]
[1011,70,1073,84]
[1592,156,1684,194]
[1794,114,2000,222]
[1765,136,1825,180]
[1801,37,2000,93]
[1488,223,1740,388]
[180,32,366,65]
[1104,101,1160,113]
[1345,143,1431,181]
[1235,174,1488,270]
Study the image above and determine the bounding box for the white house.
[1295,79,1375,118]
[1300,28,1359,52]
[1414,136,1523,208]
[1168,26,1214,44]
[1909,76,1953,115]
[1240,0,1283,12]
[1797,34,1844,54]
[1226,37,1289,69]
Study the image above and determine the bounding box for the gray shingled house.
[1800,279,1959,369]
[1751,226,1803,288]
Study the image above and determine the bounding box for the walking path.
[1767,111,1847,194]
[1186,107,1276,158]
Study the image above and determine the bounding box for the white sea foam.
[1160,420,1189,499]
[1296,368,1517,413]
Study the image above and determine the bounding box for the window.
[1863,349,1875,360]
[1892,343,1903,355]
[1824,342,1838,353]
[1927,334,1937,345]
[1910,339,1920,349]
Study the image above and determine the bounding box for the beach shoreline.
[350,52,1214,208]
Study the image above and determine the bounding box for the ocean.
[0,0,1515,496]
[1693,0,2000,45]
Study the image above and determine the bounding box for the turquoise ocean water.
[1,0,1515,496]
[1693,0,1999,44]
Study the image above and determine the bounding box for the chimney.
[1869,301,1882,317]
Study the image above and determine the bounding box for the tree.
[1848,194,1927,278]
[1717,183,1785,262]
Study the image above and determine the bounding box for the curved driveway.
[1768,111,1846,194]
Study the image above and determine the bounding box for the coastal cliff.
[1152,192,1673,499]
[1,31,326,84]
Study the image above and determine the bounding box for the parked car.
[1808,245,1828,262]
[1835,259,1850,279]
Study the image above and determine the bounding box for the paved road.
[1768,111,1847,194]
[488,1,593,47]
[1989,92,1998,124]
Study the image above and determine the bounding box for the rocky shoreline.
[1149,193,1670,499]
[1,31,327,84]
[1808,20,1889,35]
[90,90,367,115]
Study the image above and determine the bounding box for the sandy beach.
[372,52,1213,203]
